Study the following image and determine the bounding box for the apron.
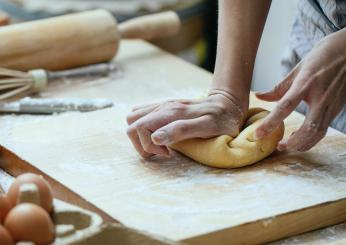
[281,0,346,133]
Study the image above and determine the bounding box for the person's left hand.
[254,30,346,152]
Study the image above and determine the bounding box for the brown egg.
[0,194,11,223]
[7,173,53,212]
[4,203,55,244]
[0,225,14,245]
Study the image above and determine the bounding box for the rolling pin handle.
[119,11,181,40]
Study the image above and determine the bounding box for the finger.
[255,83,307,139]
[255,64,299,101]
[132,99,195,112]
[151,115,218,145]
[129,99,200,125]
[136,127,170,156]
[281,68,346,151]
[279,99,343,152]
[127,126,154,158]
[129,103,202,156]
[279,113,327,152]
[127,104,158,125]
[133,102,203,132]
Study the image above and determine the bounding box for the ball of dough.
[170,108,284,169]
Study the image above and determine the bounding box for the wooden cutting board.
[1,40,346,245]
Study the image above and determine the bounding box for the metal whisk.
[0,63,115,101]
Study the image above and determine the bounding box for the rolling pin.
[0,10,181,71]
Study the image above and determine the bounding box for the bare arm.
[210,0,272,110]
[126,0,272,158]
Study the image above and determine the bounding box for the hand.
[255,31,346,152]
[126,92,248,158]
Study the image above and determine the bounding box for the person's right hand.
[126,91,248,158]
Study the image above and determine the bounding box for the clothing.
[281,0,346,133]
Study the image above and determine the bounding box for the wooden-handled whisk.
[0,63,115,101]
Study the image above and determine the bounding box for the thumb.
[151,116,214,145]
[255,68,297,102]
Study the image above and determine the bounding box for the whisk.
[0,63,115,101]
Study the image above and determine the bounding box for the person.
[127,0,346,158]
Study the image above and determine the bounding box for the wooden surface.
[0,40,346,244]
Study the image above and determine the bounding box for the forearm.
[210,0,271,103]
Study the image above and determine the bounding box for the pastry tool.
[0,10,181,71]
[0,97,114,114]
[0,63,115,101]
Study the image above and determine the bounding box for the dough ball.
[171,108,284,168]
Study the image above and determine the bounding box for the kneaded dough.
[170,108,284,169]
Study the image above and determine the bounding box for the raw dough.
[171,108,284,169]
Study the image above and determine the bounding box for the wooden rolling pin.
[0,10,180,71]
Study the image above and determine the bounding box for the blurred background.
[0,0,298,91]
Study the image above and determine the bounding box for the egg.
[7,173,53,212]
[5,203,55,244]
[0,225,14,245]
[0,194,11,223]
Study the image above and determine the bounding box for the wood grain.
[0,40,346,244]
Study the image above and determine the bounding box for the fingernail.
[152,131,168,145]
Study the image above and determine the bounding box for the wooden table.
[1,40,346,244]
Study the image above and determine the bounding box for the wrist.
[211,70,252,99]
[209,83,249,100]
[208,88,249,111]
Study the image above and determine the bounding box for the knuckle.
[171,101,187,112]
[176,122,189,135]
[142,143,152,152]
[126,114,135,124]
[160,101,187,116]
[304,120,319,134]
[139,150,151,159]
[126,126,136,137]
[134,122,145,131]
[276,100,294,116]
